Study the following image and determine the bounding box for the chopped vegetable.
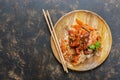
[61,39,67,53]
[89,44,95,50]
[76,18,83,26]
[89,41,101,50]
[72,24,81,30]
[81,29,87,35]
[95,41,100,49]
[84,24,95,31]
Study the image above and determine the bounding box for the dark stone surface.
[0,0,120,80]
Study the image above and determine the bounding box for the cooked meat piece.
[70,32,90,54]
[83,32,90,37]
[84,49,93,55]
[81,32,90,50]
[69,37,80,47]
[80,31,89,38]
[76,44,83,54]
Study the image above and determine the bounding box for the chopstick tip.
[42,9,45,12]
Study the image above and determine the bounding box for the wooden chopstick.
[42,9,68,73]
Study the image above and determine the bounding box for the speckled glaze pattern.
[0,0,120,80]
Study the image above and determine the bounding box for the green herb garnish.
[89,44,95,50]
[95,41,100,50]
[89,41,100,50]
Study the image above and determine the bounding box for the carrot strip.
[76,18,84,26]
[84,24,95,31]
[72,24,81,30]
[81,29,87,35]
[73,55,79,62]
[61,39,67,53]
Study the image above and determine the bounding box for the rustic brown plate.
[51,10,112,71]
